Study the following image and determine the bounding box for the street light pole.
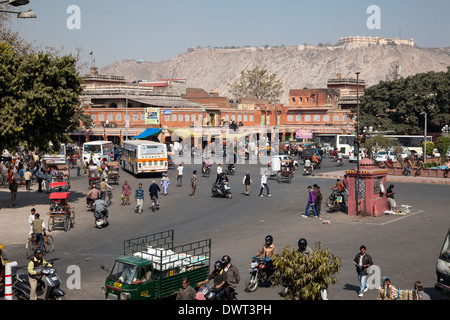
[355,71,360,215]
[421,111,427,163]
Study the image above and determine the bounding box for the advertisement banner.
[145,108,160,124]
[295,129,313,139]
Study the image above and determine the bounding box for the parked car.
[375,150,397,163]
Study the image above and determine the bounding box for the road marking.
[375,210,423,225]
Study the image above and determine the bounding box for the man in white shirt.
[259,172,271,197]
[176,163,184,187]
[215,164,223,184]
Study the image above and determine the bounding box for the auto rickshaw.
[47,192,75,232]
[106,161,120,184]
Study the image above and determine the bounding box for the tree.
[363,134,399,159]
[0,41,82,153]
[272,243,342,300]
[227,66,283,103]
[358,68,450,135]
[435,136,450,164]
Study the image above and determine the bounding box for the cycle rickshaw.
[47,192,75,232]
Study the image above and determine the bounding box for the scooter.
[196,283,237,300]
[336,158,344,166]
[94,209,109,228]
[211,181,232,199]
[12,265,65,300]
[303,166,313,176]
[225,164,235,175]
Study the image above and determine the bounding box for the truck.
[435,227,450,296]
[101,229,211,300]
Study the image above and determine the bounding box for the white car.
[270,155,299,170]
[375,150,397,163]
[348,149,365,163]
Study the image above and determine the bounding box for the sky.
[6,0,450,71]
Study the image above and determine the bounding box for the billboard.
[145,108,160,124]
[295,129,313,139]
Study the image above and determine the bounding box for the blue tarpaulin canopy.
[131,128,162,139]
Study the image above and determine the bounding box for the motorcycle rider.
[93,197,110,222]
[253,235,277,279]
[336,151,344,165]
[27,249,52,300]
[86,184,101,209]
[297,238,313,258]
[303,158,313,175]
[222,255,240,300]
[330,179,346,207]
[199,260,228,300]
[149,180,160,209]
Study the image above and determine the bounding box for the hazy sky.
[7,0,450,70]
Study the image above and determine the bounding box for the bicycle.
[26,231,54,259]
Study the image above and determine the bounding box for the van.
[435,227,450,295]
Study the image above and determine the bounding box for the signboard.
[145,108,160,125]
[295,129,313,139]
[163,109,172,115]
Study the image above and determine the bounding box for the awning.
[132,128,162,139]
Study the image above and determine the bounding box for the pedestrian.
[215,164,223,184]
[313,184,322,217]
[19,166,24,184]
[121,180,132,205]
[24,168,32,191]
[302,185,318,218]
[44,170,51,194]
[242,171,253,196]
[353,245,373,297]
[386,184,397,213]
[161,173,170,195]
[176,277,197,300]
[35,168,44,193]
[377,276,397,300]
[190,170,197,197]
[28,208,36,235]
[259,171,271,197]
[134,183,144,214]
[76,157,82,176]
[8,178,18,208]
[413,281,430,300]
[176,163,184,187]
[343,174,349,195]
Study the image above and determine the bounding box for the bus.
[42,143,66,165]
[121,140,168,176]
[82,140,114,164]
[316,134,355,157]
[384,135,432,155]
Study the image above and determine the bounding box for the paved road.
[1,156,449,300]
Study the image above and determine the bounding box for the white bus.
[82,140,114,164]
[42,143,66,165]
[384,135,432,155]
[121,140,168,176]
[316,134,355,157]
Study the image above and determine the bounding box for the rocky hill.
[100,44,450,104]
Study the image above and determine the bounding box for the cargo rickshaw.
[47,192,75,232]
[106,161,120,184]
[276,159,295,183]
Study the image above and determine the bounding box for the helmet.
[214,260,224,274]
[298,238,307,250]
[34,249,44,258]
[221,255,231,265]
[265,235,273,246]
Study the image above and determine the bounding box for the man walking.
[353,245,373,297]
[259,171,271,197]
[135,183,144,214]
[190,170,197,197]
[24,168,32,191]
[8,178,18,208]
[176,163,184,187]
[242,171,253,196]
[313,184,322,217]
[215,164,223,184]
[121,180,132,205]
[302,185,318,218]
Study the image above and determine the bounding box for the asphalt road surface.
[2,156,449,301]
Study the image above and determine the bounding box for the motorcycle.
[326,190,347,213]
[12,265,65,300]
[211,181,232,199]
[336,158,344,166]
[196,283,237,300]
[303,166,313,176]
[245,256,275,292]
[94,209,109,228]
[225,164,235,175]
[202,165,211,178]
[313,161,322,170]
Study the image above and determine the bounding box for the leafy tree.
[363,134,399,159]
[358,68,450,135]
[227,66,283,103]
[0,41,82,153]
[272,243,342,300]
[435,135,450,163]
